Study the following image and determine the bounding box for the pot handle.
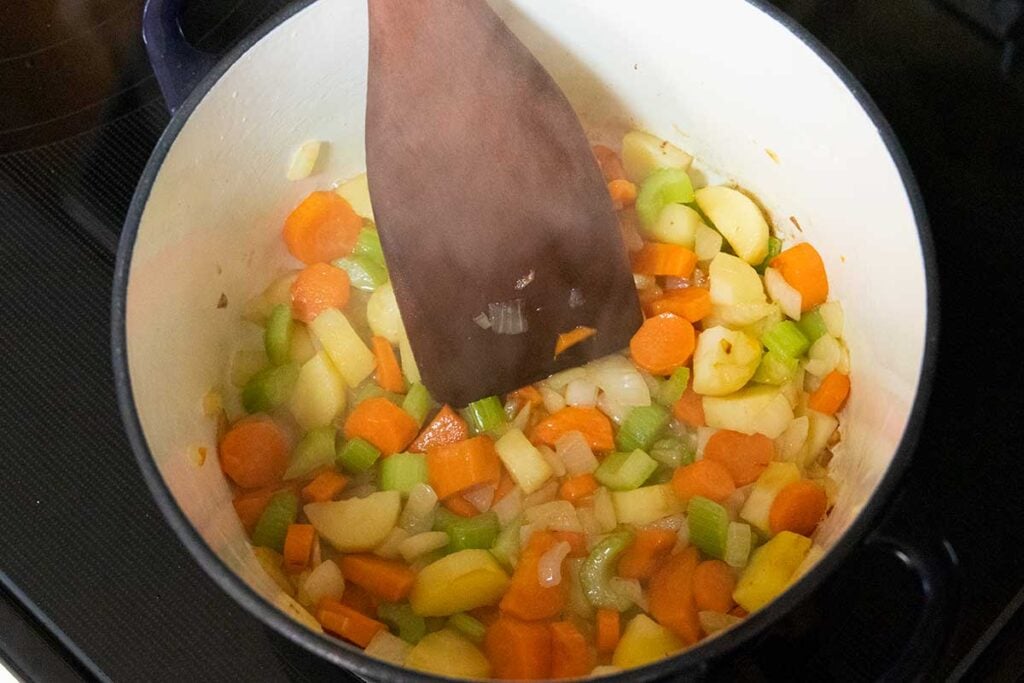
[142,0,217,112]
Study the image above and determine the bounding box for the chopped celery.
[353,382,403,406]
[252,490,299,552]
[796,308,828,343]
[446,512,500,552]
[724,522,753,568]
[616,404,672,452]
[754,236,783,274]
[242,363,299,414]
[378,602,427,644]
[649,436,695,468]
[432,507,462,534]
[580,530,635,610]
[337,437,381,473]
[265,303,294,366]
[463,396,506,434]
[333,255,388,292]
[657,367,691,406]
[594,449,658,491]
[284,426,337,480]
[648,466,675,485]
[687,496,729,559]
[354,227,386,268]
[761,320,811,359]
[636,168,695,226]
[380,453,428,494]
[447,613,486,643]
[402,383,433,426]
[489,517,522,570]
[752,350,800,385]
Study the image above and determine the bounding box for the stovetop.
[1,1,1022,681]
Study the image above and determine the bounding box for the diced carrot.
[646,287,712,323]
[558,473,599,505]
[484,616,552,680]
[554,326,597,358]
[552,531,588,559]
[219,418,290,489]
[283,191,363,265]
[301,470,349,503]
[500,531,567,621]
[692,560,737,614]
[469,605,501,627]
[426,436,501,500]
[493,469,516,503]
[648,546,701,645]
[595,608,620,654]
[608,179,638,209]
[807,371,851,415]
[335,584,378,617]
[409,404,468,453]
[672,385,705,427]
[629,313,696,376]
[550,621,595,679]
[290,262,350,323]
[671,460,736,503]
[317,599,385,648]
[592,144,626,182]
[770,242,828,311]
[371,336,405,393]
[338,554,417,602]
[282,524,316,573]
[531,407,615,452]
[508,385,543,410]
[632,243,698,278]
[769,480,828,536]
[343,397,419,456]
[443,494,480,517]
[703,430,775,486]
[617,528,677,581]
[233,487,276,533]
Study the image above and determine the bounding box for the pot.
[113,0,950,679]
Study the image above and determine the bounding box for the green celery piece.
[377,603,426,644]
[580,530,635,610]
[379,453,428,494]
[336,437,381,473]
[761,320,811,359]
[447,512,500,552]
[353,382,403,407]
[447,613,486,643]
[490,517,522,570]
[657,367,691,406]
[402,383,433,426]
[284,426,337,480]
[463,396,506,434]
[636,168,695,225]
[752,350,800,385]
[251,490,299,552]
[354,227,386,268]
[432,507,462,533]
[242,363,299,414]
[724,522,753,568]
[264,303,294,366]
[796,308,829,343]
[687,496,729,559]
[616,404,672,451]
[594,449,658,491]
[755,236,783,274]
[333,255,388,292]
[648,466,675,485]
[649,436,695,468]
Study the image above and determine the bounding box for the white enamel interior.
[124,0,928,660]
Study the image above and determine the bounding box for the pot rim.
[111,0,939,680]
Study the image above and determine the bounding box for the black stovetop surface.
[1,1,1022,681]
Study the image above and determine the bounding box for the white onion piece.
[473,312,492,329]
[764,267,802,320]
[343,483,377,500]
[488,298,528,335]
[663,276,692,290]
[609,577,647,612]
[544,366,587,391]
[645,513,686,532]
[565,378,598,407]
[511,402,532,432]
[695,426,716,460]
[695,224,723,262]
[576,508,601,536]
[592,487,617,533]
[541,387,566,414]
[586,354,651,407]
[373,527,409,559]
[569,288,585,309]
[723,485,753,518]
[596,392,629,425]
[286,140,322,180]
[633,273,656,290]
[836,342,851,375]
[537,541,572,587]
[463,483,496,512]
[538,445,566,477]
[818,301,844,338]
[776,416,810,462]
[399,531,449,562]
[804,371,823,393]
[805,334,841,377]
[676,519,691,548]
[525,500,582,532]
[365,630,411,665]
[699,611,743,636]
[522,479,559,508]
[519,523,537,548]
[297,560,345,607]
[492,486,523,526]
[555,432,598,475]
[399,483,438,534]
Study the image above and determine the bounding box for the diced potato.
[702,386,794,439]
[289,351,346,430]
[494,428,553,495]
[691,326,762,396]
[274,592,322,633]
[612,614,684,669]
[243,271,299,324]
[252,546,294,596]
[405,630,491,678]
[621,130,693,184]
[694,186,770,265]
[611,484,683,526]
[642,203,704,248]
[739,462,801,534]
[309,308,375,387]
[795,409,838,468]
[335,172,374,220]
[366,281,405,344]
[709,253,767,306]
[733,531,812,612]
[409,549,510,616]
[297,559,345,607]
[289,323,317,365]
[305,491,401,551]
[695,224,724,262]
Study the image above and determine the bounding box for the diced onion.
[399,531,449,562]
[565,378,598,407]
[399,483,438,534]
[676,519,690,548]
[569,288,585,309]
[836,342,851,375]
[596,391,629,425]
[373,527,409,559]
[586,354,651,407]
[463,483,496,512]
[805,334,841,378]
[544,366,587,390]
[592,487,617,533]
[555,432,598,475]
[519,523,537,548]
[522,479,559,509]
[488,298,528,335]
[633,273,657,290]
[764,267,802,320]
[576,508,601,536]
[541,387,566,414]
[804,371,823,393]
[776,416,809,462]
[609,577,647,612]
[492,486,523,526]
[525,500,582,532]
[695,224,723,262]
[511,402,532,432]
[343,483,377,500]
[724,522,752,568]
[645,513,686,531]
[286,140,322,181]
[699,611,743,636]
[818,301,844,338]
[539,445,566,477]
[663,276,692,290]
[297,559,345,607]
[365,630,411,665]
[695,426,716,460]
[473,312,492,329]
[537,541,572,587]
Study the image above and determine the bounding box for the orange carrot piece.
[500,531,567,621]
[371,336,405,393]
[608,179,638,209]
[671,460,737,503]
[290,262,351,323]
[648,546,701,645]
[282,191,363,265]
[558,473,599,505]
[808,371,851,415]
[592,144,627,182]
[595,608,620,654]
[317,600,386,648]
[493,470,516,504]
[617,528,677,581]
[338,554,417,602]
[629,313,696,376]
[443,494,480,517]
[531,407,615,452]
[301,470,349,503]
[770,242,829,311]
[692,560,737,614]
[485,616,552,680]
[282,524,317,573]
[409,404,468,453]
[632,243,698,278]
[508,385,543,409]
[550,621,595,679]
[769,480,828,536]
[703,430,775,486]
[554,326,597,357]
[646,287,712,323]
[552,531,588,559]
[672,385,706,427]
[334,584,379,618]
[426,435,501,500]
[343,397,419,457]
[219,418,290,489]
[233,487,277,533]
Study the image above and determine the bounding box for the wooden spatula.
[365,0,642,406]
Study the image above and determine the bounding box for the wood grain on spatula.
[365,0,642,406]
